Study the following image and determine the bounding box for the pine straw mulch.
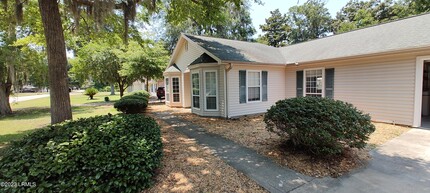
[148,103,411,178]
[145,108,267,193]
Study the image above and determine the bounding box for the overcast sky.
[250,0,350,36]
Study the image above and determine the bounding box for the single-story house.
[163,13,430,127]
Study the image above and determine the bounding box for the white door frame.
[413,56,430,127]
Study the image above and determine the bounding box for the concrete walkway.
[153,111,315,193]
[153,111,430,193]
[293,128,430,193]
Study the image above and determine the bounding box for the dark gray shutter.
[262,71,268,101]
[325,68,335,99]
[239,70,246,103]
[296,71,303,97]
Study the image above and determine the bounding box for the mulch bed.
[148,103,410,178]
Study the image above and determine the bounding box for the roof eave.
[287,45,430,66]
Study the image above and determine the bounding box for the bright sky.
[250,0,350,36]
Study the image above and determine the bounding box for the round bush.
[264,97,375,156]
[104,96,110,102]
[114,93,149,114]
[0,114,162,193]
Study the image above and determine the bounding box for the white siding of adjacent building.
[227,64,286,118]
[285,51,430,126]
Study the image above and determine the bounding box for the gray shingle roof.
[190,53,217,65]
[280,13,430,64]
[165,63,180,73]
[182,13,430,65]
[184,34,286,64]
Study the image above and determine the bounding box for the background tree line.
[259,0,430,47]
[0,0,260,123]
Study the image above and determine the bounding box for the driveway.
[294,128,430,193]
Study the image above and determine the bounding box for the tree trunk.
[0,83,12,116]
[38,0,72,124]
[119,85,125,98]
[145,77,150,93]
[110,83,115,95]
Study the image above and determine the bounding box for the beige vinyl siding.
[182,73,191,108]
[174,41,205,72]
[228,64,286,117]
[285,52,428,126]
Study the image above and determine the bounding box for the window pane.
[192,73,200,95]
[206,96,216,109]
[165,78,169,93]
[248,87,260,101]
[205,72,216,96]
[172,78,179,93]
[305,69,323,97]
[193,96,200,108]
[248,72,260,87]
[173,93,180,102]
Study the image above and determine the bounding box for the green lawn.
[0,92,123,146]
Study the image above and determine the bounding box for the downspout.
[225,63,233,118]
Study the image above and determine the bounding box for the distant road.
[9,91,82,103]
[9,94,50,103]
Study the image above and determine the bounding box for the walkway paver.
[153,111,314,193]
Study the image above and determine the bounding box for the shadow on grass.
[0,106,100,121]
[0,129,37,145]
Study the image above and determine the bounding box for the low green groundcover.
[0,114,162,193]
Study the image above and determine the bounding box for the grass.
[0,92,123,147]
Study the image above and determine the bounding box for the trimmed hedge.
[264,97,375,156]
[0,114,162,193]
[114,91,150,114]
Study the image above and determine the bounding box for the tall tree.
[259,9,289,47]
[332,0,430,34]
[163,0,256,52]
[0,0,20,115]
[38,0,72,123]
[287,0,332,44]
[72,40,168,97]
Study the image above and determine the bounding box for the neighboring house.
[127,79,164,95]
[163,14,430,127]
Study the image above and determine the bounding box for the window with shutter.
[296,71,303,97]
[325,68,335,99]
[262,71,268,101]
[239,70,246,103]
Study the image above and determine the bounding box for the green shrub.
[104,96,110,102]
[84,87,98,99]
[264,97,375,156]
[0,114,162,193]
[114,92,150,114]
[127,91,150,99]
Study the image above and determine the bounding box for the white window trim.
[191,72,200,110]
[165,77,170,103]
[303,68,325,97]
[204,70,218,111]
[246,70,262,103]
[172,76,181,103]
